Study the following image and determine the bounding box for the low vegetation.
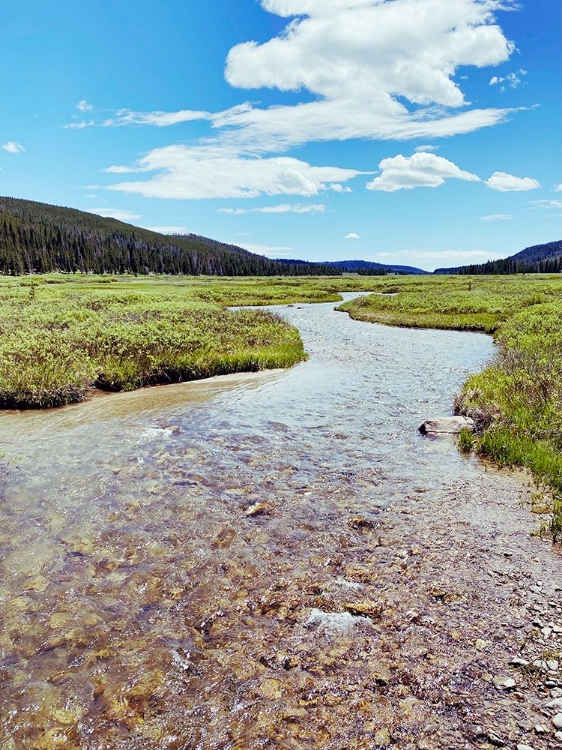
[341,274,562,542]
[0,277,314,409]
[2,272,562,540]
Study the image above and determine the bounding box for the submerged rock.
[419,416,475,435]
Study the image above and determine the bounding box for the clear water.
[1,296,554,749]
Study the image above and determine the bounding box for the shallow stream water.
[1,295,561,749]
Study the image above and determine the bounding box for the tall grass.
[0,286,305,408]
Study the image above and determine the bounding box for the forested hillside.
[434,240,562,275]
[0,197,337,277]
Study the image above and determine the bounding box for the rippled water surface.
[3,296,556,749]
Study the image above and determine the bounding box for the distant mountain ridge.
[0,196,425,276]
[321,259,428,275]
[434,240,562,275]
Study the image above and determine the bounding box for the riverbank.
[339,275,562,543]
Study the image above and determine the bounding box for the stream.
[0,294,561,749]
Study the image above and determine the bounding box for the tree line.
[0,196,371,277]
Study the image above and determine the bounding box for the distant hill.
[0,196,338,277]
[321,259,428,275]
[0,196,425,277]
[434,240,562,275]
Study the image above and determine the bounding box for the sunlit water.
[2,295,547,749]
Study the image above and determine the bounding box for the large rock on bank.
[419,416,475,435]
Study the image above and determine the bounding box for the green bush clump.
[0,286,305,408]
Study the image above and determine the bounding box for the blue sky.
[0,0,560,271]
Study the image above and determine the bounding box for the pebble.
[493,675,516,690]
[517,745,534,750]
[547,659,560,671]
[546,697,562,710]
[509,657,529,667]
[553,713,562,729]
[244,502,270,517]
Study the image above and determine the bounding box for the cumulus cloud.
[103,109,210,127]
[367,152,480,192]
[103,0,520,201]
[485,172,541,191]
[106,145,361,199]
[330,183,352,193]
[2,141,25,154]
[345,232,360,239]
[555,184,562,192]
[77,99,94,112]
[219,203,326,214]
[480,214,513,221]
[86,208,142,221]
[218,0,515,148]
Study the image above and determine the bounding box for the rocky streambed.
[0,295,560,749]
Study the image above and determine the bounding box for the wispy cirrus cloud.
[528,199,562,210]
[219,203,326,214]
[106,145,362,199]
[144,226,188,234]
[103,109,211,127]
[480,214,513,221]
[86,208,142,221]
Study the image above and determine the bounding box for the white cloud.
[63,121,96,130]
[218,0,515,148]
[345,232,360,239]
[106,145,361,199]
[489,69,527,91]
[367,152,480,191]
[330,183,352,193]
[485,171,541,191]
[480,214,513,221]
[103,108,210,127]
[105,0,521,201]
[77,99,94,112]
[219,203,326,214]
[529,199,562,210]
[238,243,294,257]
[414,144,439,153]
[144,226,188,234]
[554,184,562,192]
[2,141,25,154]
[86,208,142,221]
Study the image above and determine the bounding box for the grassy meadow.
[1,271,562,539]
[0,274,332,409]
[340,274,562,541]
